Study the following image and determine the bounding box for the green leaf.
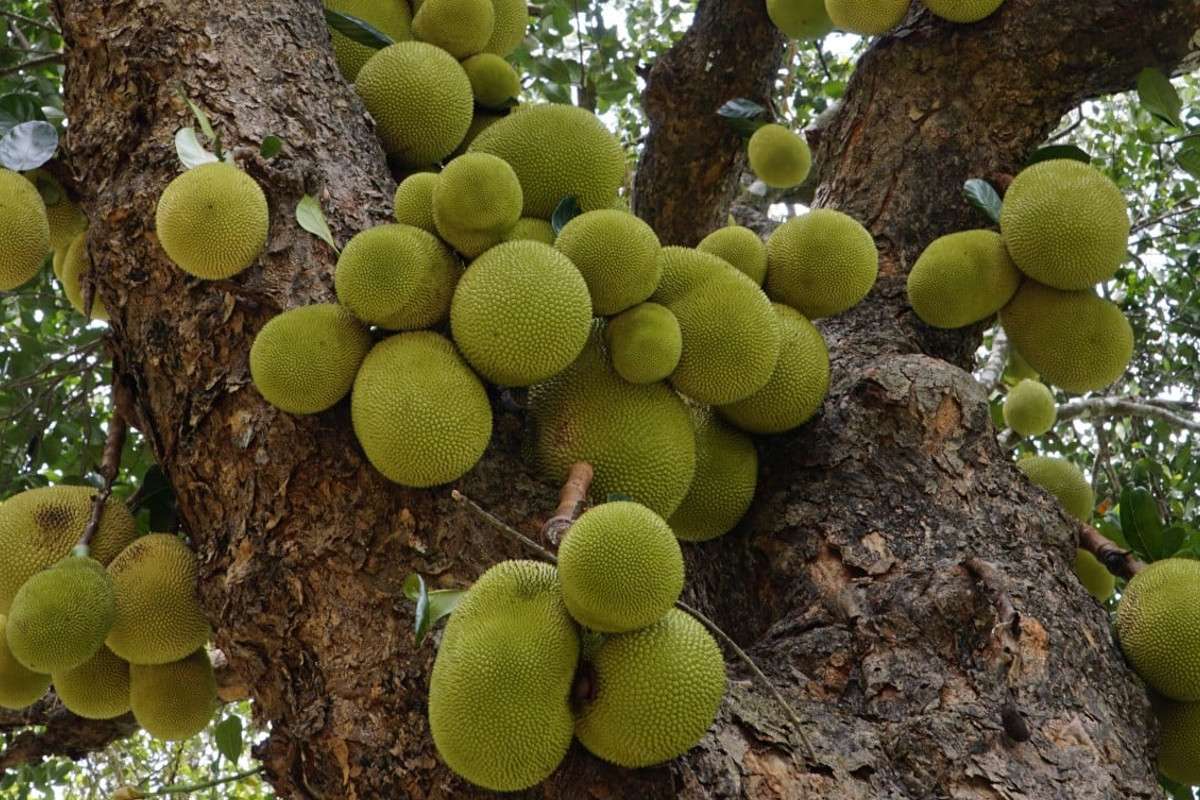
[550,195,582,234]
[174,127,218,169]
[716,97,767,137]
[260,135,283,159]
[1119,485,1164,561]
[1137,67,1183,128]
[179,93,216,143]
[402,573,464,645]
[1162,524,1189,558]
[1176,139,1200,180]
[0,93,46,138]
[0,121,58,171]
[324,9,395,50]
[295,194,339,253]
[1026,144,1092,166]
[213,715,243,764]
[963,178,1002,224]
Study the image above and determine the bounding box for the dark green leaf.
[0,120,58,171]
[296,194,339,253]
[260,135,283,159]
[1026,144,1092,166]
[1176,139,1200,180]
[213,715,243,764]
[1119,485,1163,561]
[179,93,216,143]
[551,195,582,234]
[717,97,768,137]
[1162,524,1189,558]
[1096,516,1130,551]
[963,178,1003,224]
[174,127,218,169]
[0,93,46,138]
[1136,67,1183,128]
[324,9,395,50]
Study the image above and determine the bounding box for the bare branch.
[77,379,131,550]
[0,698,137,771]
[1056,395,1200,432]
[0,52,63,77]
[974,328,1009,393]
[1131,201,1200,233]
[1078,522,1145,579]
[0,9,60,35]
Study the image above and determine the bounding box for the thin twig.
[0,9,60,35]
[974,328,1009,392]
[1131,201,1200,233]
[1056,395,1200,432]
[0,52,63,77]
[541,462,593,544]
[813,40,832,82]
[1078,523,1145,580]
[451,489,559,563]
[76,380,130,551]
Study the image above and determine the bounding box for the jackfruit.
[6,556,116,674]
[27,171,87,252]
[528,329,696,517]
[605,302,682,385]
[766,0,834,38]
[557,502,684,633]
[393,171,439,233]
[429,560,578,791]
[0,486,137,614]
[351,332,492,487]
[1073,549,1114,603]
[52,245,66,281]
[483,0,527,56]
[324,0,413,81]
[469,104,625,217]
[825,0,909,34]
[1000,160,1129,290]
[61,231,109,321]
[355,42,474,166]
[906,230,1021,328]
[697,225,767,285]
[766,209,877,318]
[105,535,210,666]
[0,168,50,291]
[155,163,268,280]
[412,0,493,58]
[747,124,811,190]
[1005,349,1039,382]
[652,245,727,307]
[0,614,49,710]
[999,282,1133,394]
[52,646,130,719]
[1015,456,1092,521]
[575,609,725,768]
[454,111,505,156]
[555,210,662,315]
[669,407,758,541]
[432,152,523,258]
[922,0,1004,23]
[129,649,217,741]
[450,240,591,386]
[504,217,556,245]
[1155,698,1200,785]
[1002,379,1056,437]
[462,53,521,108]
[335,223,460,330]
[1116,558,1200,702]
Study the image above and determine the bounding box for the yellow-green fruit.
[1015,456,1093,521]
[462,53,520,108]
[766,0,834,38]
[0,486,137,614]
[555,210,662,315]
[412,0,494,58]
[483,0,527,56]
[105,535,210,666]
[429,560,578,791]
[605,302,682,385]
[575,609,725,768]
[503,217,555,245]
[1155,698,1200,785]
[6,557,116,674]
[1002,379,1056,437]
[697,225,767,285]
[453,111,505,157]
[557,502,684,633]
[747,124,812,190]
[356,42,473,166]
[470,104,625,217]
[0,615,49,709]
[906,230,1021,328]
[1073,549,1114,603]
[528,329,696,517]
[669,407,758,541]
[1005,349,1039,382]
[26,172,87,252]
[351,332,492,487]
[432,152,522,258]
[393,171,439,234]
[129,649,217,741]
[652,245,728,307]
[250,304,372,415]
[766,209,878,319]
[52,246,66,281]
[923,0,1004,23]
[0,168,50,291]
[1000,159,1129,290]
[52,646,130,719]
[1000,282,1133,394]
[335,223,460,330]
[61,231,109,321]
[155,163,268,280]
[824,0,910,34]
[324,0,412,81]
[1116,558,1200,702]
[450,241,591,386]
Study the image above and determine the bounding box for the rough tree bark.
[29,0,1200,797]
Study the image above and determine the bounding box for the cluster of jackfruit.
[765,0,1004,39]
[429,502,726,791]
[0,486,217,743]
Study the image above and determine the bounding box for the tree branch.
[77,379,131,551]
[0,9,61,35]
[1056,395,1200,432]
[1078,523,1145,580]
[0,698,137,772]
[0,52,63,77]
[974,328,1009,393]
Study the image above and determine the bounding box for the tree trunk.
[47,0,1200,797]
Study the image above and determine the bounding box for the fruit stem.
[451,489,560,563]
[77,380,130,550]
[1078,522,1145,578]
[540,461,594,545]
[142,766,263,796]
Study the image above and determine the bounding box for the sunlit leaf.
[174,127,219,169]
[0,120,58,171]
[295,194,339,253]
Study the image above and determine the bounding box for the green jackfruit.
[503,217,556,245]
[651,245,728,307]
[0,615,49,710]
[697,225,767,285]
[1155,698,1200,785]
[554,210,662,315]
[413,0,493,58]
[155,163,268,280]
[670,406,758,541]
[766,209,877,319]
[52,646,131,719]
[906,230,1021,328]
[27,171,87,252]
[324,0,413,80]
[605,302,682,385]
[129,649,217,741]
[1002,379,1056,437]
[1016,456,1092,521]
[923,0,1004,22]
[7,557,116,674]
[60,231,109,321]
[1117,558,1200,702]
[432,152,523,258]
[825,0,909,34]
[393,171,439,234]
[1073,549,1114,603]
[1005,349,1039,382]
[462,53,521,108]
[453,111,506,157]
[0,168,49,291]
[766,0,834,39]
[747,124,811,189]
[483,0,528,56]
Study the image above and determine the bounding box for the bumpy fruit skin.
[129,649,217,741]
[351,332,492,487]
[1000,160,1129,290]
[1155,698,1200,785]
[766,0,834,38]
[450,241,591,386]
[0,614,50,710]
[1072,549,1114,603]
[747,124,812,189]
[1002,379,1056,437]
[906,230,1021,328]
[412,0,494,58]
[0,168,50,291]
[1000,282,1133,394]
[7,557,116,674]
[432,152,523,258]
[323,0,412,80]
[669,407,757,542]
[1015,456,1093,521]
[52,646,131,719]
[26,171,87,252]
[0,486,137,614]
[504,217,556,245]
[462,53,521,108]
[557,502,684,633]
[60,231,109,321]
[356,42,473,166]
[105,534,211,666]
[922,0,1004,22]
[1117,559,1200,702]
[429,560,578,791]
[392,172,439,234]
[555,210,662,315]
[250,304,372,415]
[575,609,726,768]
[825,0,909,34]
[470,104,626,217]
[483,0,528,56]
[605,303,682,385]
[155,163,268,279]
[766,209,878,319]
[697,225,767,285]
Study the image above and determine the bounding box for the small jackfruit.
[6,556,116,674]
[0,614,49,710]
[669,407,758,541]
[1002,379,1056,437]
[129,649,217,741]
[906,230,1021,328]
[605,303,682,385]
[61,231,109,321]
[483,0,528,56]
[1015,456,1092,521]
[922,0,1004,23]
[557,502,684,633]
[1155,698,1200,785]
[335,223,460,329]
[393,172,439,234]
[0,168,50,291]
[432,152,523,258]
[155,163,268,280]
[1073,549,1114,603]
[747,124,812,189]
[766,0,834,38]
[504,217,556,245]
[824,0,910,34]
[462,53,521,108]
[27,171,87,252]
[766,209,877,319]
[52,645,130,720]
[412,0,494,58]
[351,332,492,487]
[697,225,767,285]
[1116,558,1200,702]
[554,210,662,315]
[323,0,413,80]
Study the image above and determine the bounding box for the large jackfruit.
[1117,558,1200,702]
[1015,455,1093,522]
[766,209,878,319]
[0,615,49,710]
[0,168,50,291]
[412,0,493,58]
[766,0,834,39]
[825,0,909,34]
[129,649,217,741]
[923,0,1004,23]
[1155,698,1200,785]
[6,556,116,674]
[605,302,682,385]
[697,224,767,286]
[323,0,413,81]
[747,124,811,189]
[1002,379,1056,437]
[60,231,109,321]
[554,210,662,315]
[155,163,268,280]
[52,645,131,719]
[669,406,758,542]
[906,230,1021,329]
[432,152,523,258]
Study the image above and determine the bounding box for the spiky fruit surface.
[155,163,267,280]
[0,486,136,614]
[1155,698,1200,785]
[555,210,662,315]
[1016,456,1092,521]
[906,230,1021,328]
[605,302,682,385]
[0,169,49,291]
[250,304,372,415]
[1073,549,1114,603]
[429,560,579,791]
[1117,559,1200,702]
[470,104,625,217]
[7,557,116,674]
[697,225,767,285]
[0,615,49,710]
[824,0,909,34]
[1000,160,1129,290]
[433,153,523,258]
[324,0,412,80]
[766,209,877,319]
[923,0,1004,22]
[575,609,725,767]
[558,502,684,633]
[528,329,696,517]
[747,124,812,189]
[462,53,521,108]
[668,407,757,541]
[483,0,528,55]
[52,646,131,719]
[454,111,505,157]
[504,217,556,245]
[412,0,493,57]
[129,649,217,741]
[27,171,87,252]
[106,535,210,666]
[60,231,108,321]
[451,241,591,386]
[766,0,834,38]
[1002,379,1056,437]
[356,42,473,166]
[1000,282,1133,394]
[335,223,460,330]
[392,172,439,234]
